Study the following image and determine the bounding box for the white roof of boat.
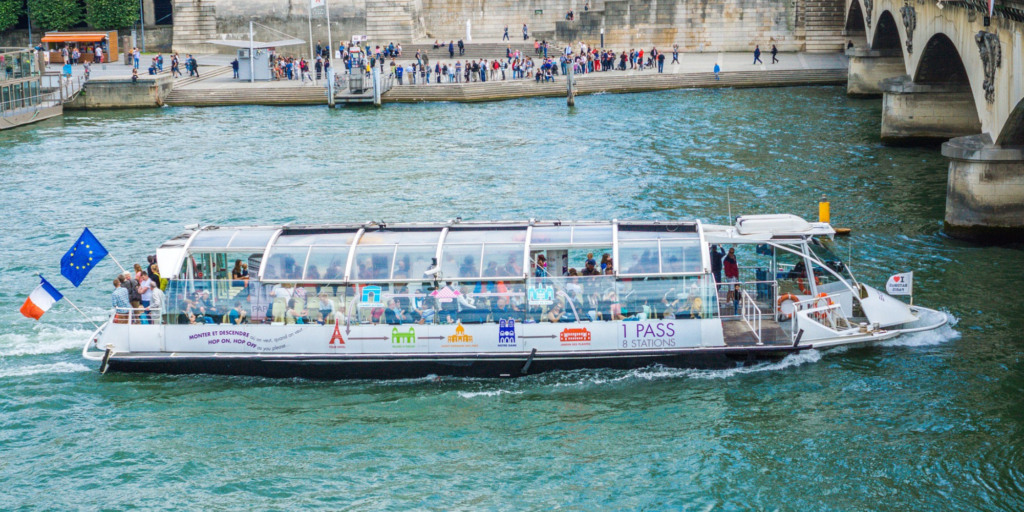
[703,214,835,243]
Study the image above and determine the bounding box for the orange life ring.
[777,293,798,320]
[796,276,823,294]
[813,292,834,320]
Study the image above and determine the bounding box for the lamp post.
[26,1,32,49]
[139,0,145,53]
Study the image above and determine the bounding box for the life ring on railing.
[796,276,823,294]
[813,293,834,320]
[777,294,799,321]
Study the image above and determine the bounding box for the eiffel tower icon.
[330,317,345,346]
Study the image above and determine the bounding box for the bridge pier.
[846,48,904,97]
[942,134,1024,243]
[879,76,981,144]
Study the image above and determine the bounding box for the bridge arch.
[913,33,971,85]
[998,100,1024,145]
[845,0,866,34]
[872,11,903,51]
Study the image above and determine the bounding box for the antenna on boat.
[726,187,733,221]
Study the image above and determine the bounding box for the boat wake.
[882,311,960,348]
[457,389,526,399]
[0,362,91,378]
[0,325,89,357]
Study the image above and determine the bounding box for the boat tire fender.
[521,348,537,375]
[100,347,113,374]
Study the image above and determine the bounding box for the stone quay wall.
[170,0,846,55]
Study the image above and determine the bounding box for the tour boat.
[82,215,948,379]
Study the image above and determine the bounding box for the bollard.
[566,65,575,107]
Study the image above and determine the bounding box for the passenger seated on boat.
[384,299,406,325]
[606,291,624,320]
[587,292,603,321]
[415,297,436,324]
[491,296,523,321]
[316,292,336,324]
[686,286,705,318]
[285,299,307,324]
[455,285,490,323]
[228,302,248,324]
[581,259,600,276]
[195,291,219,323]
[661,292,680,319]
[546,301,565,322]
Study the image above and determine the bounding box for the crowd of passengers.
[170,251,708,326]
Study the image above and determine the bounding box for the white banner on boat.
[885,272,913,296]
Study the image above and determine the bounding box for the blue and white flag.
[60,228,109,287]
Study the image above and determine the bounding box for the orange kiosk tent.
[41,31,118,64]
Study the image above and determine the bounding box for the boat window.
[441,244,483,279]
[304,247,349,280]
[189,230,237,249]
[444,228,527,244]
[357,229,438,245]
[571,225,614,244]
[263,247,310,280]
[530,226,572,245]
[392,245,437,279]
[617,229,698,240]
[660,240,703,273]
[227,229,277,249]
[275,231,357,246]
[615,276,718,320]
[618,241,661,274]
[482,244,525,278]
[351,245,395,280]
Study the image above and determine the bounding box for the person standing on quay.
[231,58,239,78]
[449,40,455,59]
[523,23,529,40]
[753,45,763,65]
[713,62,720,80]
[503,25,509,41]
[771,44,778,64]
[672,44,679,64]
[657,52,665,73]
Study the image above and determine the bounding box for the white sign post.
[885,272,914,303]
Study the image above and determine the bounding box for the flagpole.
[107,253,128,274]
[308,0,315,60]
[62,295,101,330]
[325,0,333,59]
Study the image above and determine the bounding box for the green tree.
[26,0,83,32]
[85,0,137,30]
[0,0,22,32]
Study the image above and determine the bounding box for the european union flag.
[60,228,109,287]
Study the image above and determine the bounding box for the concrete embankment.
[383,68,847,103]
[161,68,846,107]
[65,75,175,110]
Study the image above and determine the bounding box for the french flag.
[20,276,64,320]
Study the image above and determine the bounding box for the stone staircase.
[366,0,418,44]
[803,0,847,52]
[172,0,219,54]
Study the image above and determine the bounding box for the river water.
[1,87,1022,510]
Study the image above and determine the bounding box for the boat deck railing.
[110,307,162,326]
[738,289,763,345]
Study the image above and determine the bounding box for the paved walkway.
[57,51,848,106]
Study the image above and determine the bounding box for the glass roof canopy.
[171,221,707,282]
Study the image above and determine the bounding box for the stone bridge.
[843,0,1024,241]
